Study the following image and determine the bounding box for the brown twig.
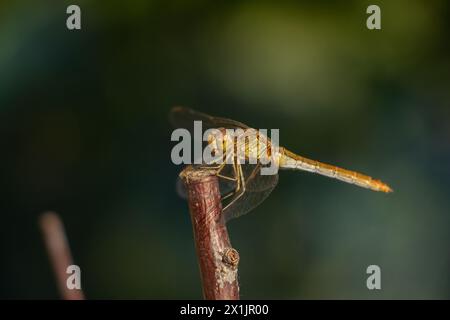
[39,211,85,300]
[181,166,240,300]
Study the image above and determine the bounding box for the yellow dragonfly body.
[171,107,392,221]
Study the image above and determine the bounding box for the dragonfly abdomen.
[279,148,392,193]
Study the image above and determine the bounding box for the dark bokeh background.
[1,0,450,299]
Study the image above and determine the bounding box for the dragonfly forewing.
[170,106,250,133]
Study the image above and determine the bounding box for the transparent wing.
[170,106,250,132]
[222,163,279,222]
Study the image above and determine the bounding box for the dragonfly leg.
[214,152,239,181]
[235,164,246,199]
[221,192,235,201]
[198,151,235,173]
[233,161,241,191]
[223,164,246,212]
[216,163,238,182]
[220,162,239,200]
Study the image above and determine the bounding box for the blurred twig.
[39,211,85,300]
[181,166,240,300]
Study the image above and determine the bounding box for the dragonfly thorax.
[206,128,233,162]
[206,127,277,165]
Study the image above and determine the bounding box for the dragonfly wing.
[222,179,278,222]
[241,163,279,192]
[222,163,279,222]
[170,106,250,132]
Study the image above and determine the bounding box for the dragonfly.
[170,106,392,222]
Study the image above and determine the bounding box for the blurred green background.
[1,0,450,299]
